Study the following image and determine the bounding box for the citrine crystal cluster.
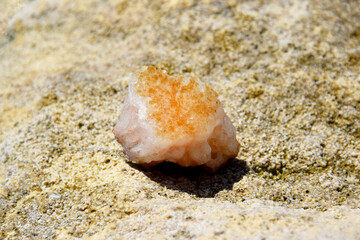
[113,67,239,171]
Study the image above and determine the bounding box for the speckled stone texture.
[1,0,359,239]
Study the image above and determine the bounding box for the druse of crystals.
[113,67,239,171]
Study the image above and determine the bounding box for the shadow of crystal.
[128,158,249,198]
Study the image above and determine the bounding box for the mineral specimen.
[113,67,239,171]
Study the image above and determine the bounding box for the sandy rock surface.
[0,0,359,239]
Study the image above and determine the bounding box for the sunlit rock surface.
[1,0,360,239]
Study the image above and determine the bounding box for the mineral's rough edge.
[113,67,239,171]
[1,0,360,239]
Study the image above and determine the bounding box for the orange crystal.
[113,67,239,171]
[135,67,219,140]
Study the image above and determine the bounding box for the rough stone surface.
[1,0,359,239]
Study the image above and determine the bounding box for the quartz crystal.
[113,67,239,171]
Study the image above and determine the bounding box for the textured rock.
[0,0,359,239]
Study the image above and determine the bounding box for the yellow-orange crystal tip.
[113,67,239,171]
